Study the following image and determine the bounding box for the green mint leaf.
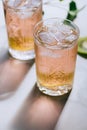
[66,0,77,21]
[69,0,77,11]
[59,0,64,1]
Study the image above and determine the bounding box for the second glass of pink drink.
[3,0,42,60]
[34,18,79,96]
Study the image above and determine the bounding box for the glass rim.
[3,1,42,12]
[33,17,80,49]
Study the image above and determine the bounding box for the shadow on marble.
[12,84,70,130]
[0,51,34,100]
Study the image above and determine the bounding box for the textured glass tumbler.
[3,0,42,60]
[34,18,79,96]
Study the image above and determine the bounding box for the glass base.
[9,48,35,60]
[37,82,72,96]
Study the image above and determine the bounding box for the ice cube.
[47,25,65,44]
[38,31,58,46]
[13,0,41,9]
[60,33,77,47]
[14,0,27,7]
[48,26,58,34]
[31,0,41,7]
[4,0,41,9]
[13,0,35,18]
[17,10,34,19]
[65,34,77,42]
[54,31,66,43]
[57,24,73,36]
[14,0,32,9]
[5,0,15,7]
[5,0,31,9]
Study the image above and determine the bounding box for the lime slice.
[78,37,87,55]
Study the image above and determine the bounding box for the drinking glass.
[3,0,42,60]
[34,18,79,96]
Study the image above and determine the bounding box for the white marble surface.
[0,0,87,129]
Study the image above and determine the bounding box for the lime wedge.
[78,37,87,55]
